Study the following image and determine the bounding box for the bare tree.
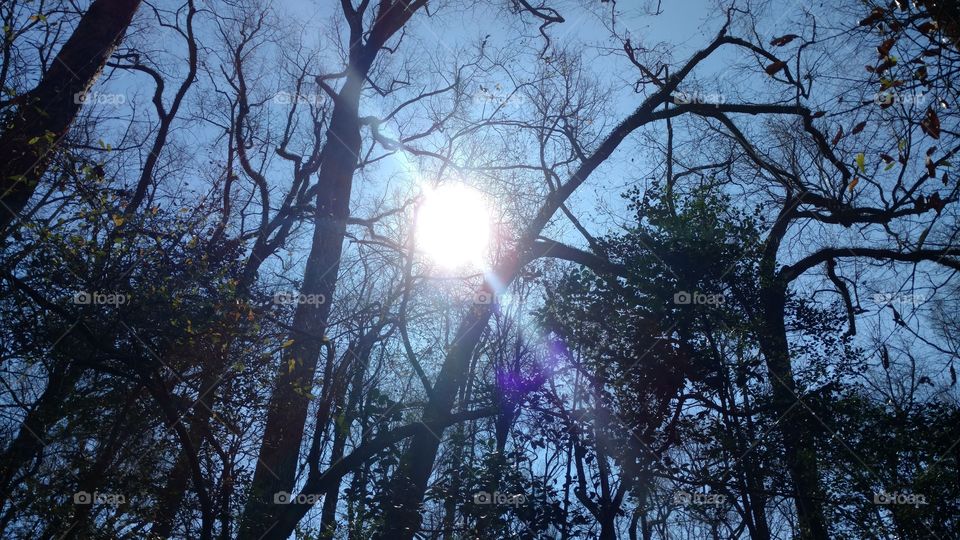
[0,0,141,240]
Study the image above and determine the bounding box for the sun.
[415,183,492,269]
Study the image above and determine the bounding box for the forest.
[1,0,959,538]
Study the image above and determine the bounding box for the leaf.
[832,126,844,146]
[881,346,890,370]
[877,37,896,57]
[111,215,124,227]
[914,194,927,212]
[770,34,800,47]
[765,61,787,76]
[848,176,860,191]
[891,306,906,327]
[927,192,945,214]
[876,57,897,74]
[921,107,941,139]
[917,21,938,34]
[282,339,295,349]
[943,171,949,186]
[855,153,866,173]
[859,8,885,27]
[951,365,956,387]
[851,121,867,135]
[27,136,40,145]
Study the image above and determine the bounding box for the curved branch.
[782,247,960,283]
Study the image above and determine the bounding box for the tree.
[2,1,959,538]
[0,0,141,241]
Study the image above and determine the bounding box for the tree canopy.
[1,1,958,539]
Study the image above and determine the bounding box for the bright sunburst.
[415,183,491,269]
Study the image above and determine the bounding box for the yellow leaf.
[282,339,295,348]
[855,153,866,173]
[112,215,125,227]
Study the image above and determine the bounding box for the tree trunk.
[238,5,426,534]
[371,76,677,538]
[236,50,373,539]
[0,362,81,510]
[60,391,136,539]
[373,297,499,540]
[319,333,376,540]
[735,377,771,540]
[758,282,829,540]
[150,345,224,538]
[0,0,141,240]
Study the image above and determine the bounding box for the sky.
[73,0,948,363]
[5,1,958,536]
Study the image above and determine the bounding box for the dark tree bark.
[756,282,829,540]
[237,2,425,537]
[732,375,772,540]
[0,363,81,511]
[319,331,377,540]
[754,214,829,540]
[373,296,500,540]
[149,346,223,538]
[0,0,141,241]
[370,42,720,536]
